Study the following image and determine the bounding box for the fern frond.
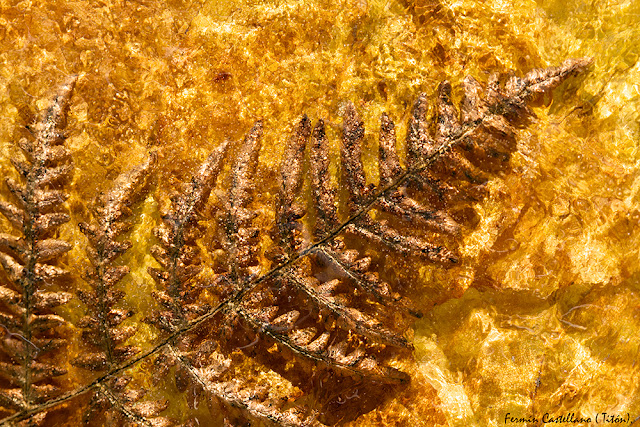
[0,58,592,426]
[148,141,229,330]
[72,155,169,425]
[0,76,76,423]
[223,121,264,283]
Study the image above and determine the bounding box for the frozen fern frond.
[0,58,591,426]
[0,76,76,424]
[73,155,169,426]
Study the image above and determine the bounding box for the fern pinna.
[0,58,591,426]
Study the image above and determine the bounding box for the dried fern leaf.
[0,76,76,422]
[73,155,169,425]
[148,141,229,329]
[0,58,591,426]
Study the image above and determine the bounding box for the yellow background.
[0,0,639,425]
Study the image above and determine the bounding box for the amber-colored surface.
[1,0,639,426]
